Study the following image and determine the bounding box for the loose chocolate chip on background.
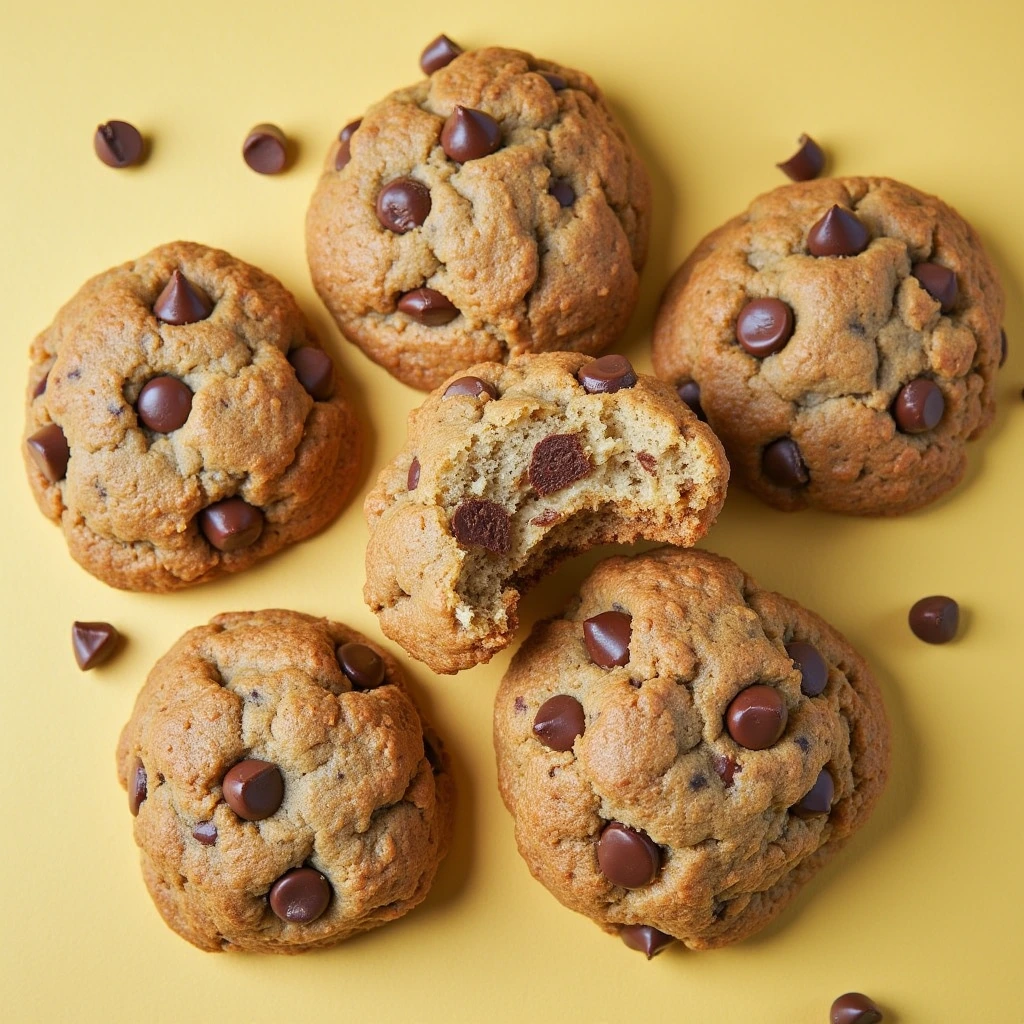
[736,298,795,357]
[785,640,828,696]
[529,433,591,496]
[451,500,511,554]
[288,347,334,400]
[777,133,826,181]
[597,822,661,889]
[136,375,193,432]
[541,71,568,90]
[376,177,432,233]
[908,595,959,644]
[398,288,459,326]
[578,354,637,394]
[153,269,213,325]
[807,205,870,257]
[533,695,586,751]
[912,262,958,312]
[192,821,218,846]
[335,119,361,170]
[26,423,70,483]
[72,621,120,670]
[337,642,386,690]
[129,758,147,816]
[443,376,497,399]
[199,498,264,552]
[94,120,145,168]
[583,610,632,667]
[407,458,421,490]
[549,179,575,207]
[441,105,501,163]
[725,685,788,750]
[269,867,332,923]
[792,767,835,817]
[712,752,738,786]
[242,123,290,174]
[420,33,462,75]
[830,992,883,1024]
[762,437,809,488]
[893,378,944,433]
[676,380,705,420]
[222,759,284,821]
[620,924,675,959]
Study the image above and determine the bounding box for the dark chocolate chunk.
[198,498,264,552]
[807,205,869,257]
[129,757,147,816]
[451,500,511,554]
[407,458,421,490]
[529,433,591,496]
[830,992,883,1024]
[912,262,957,312]
[777,133,825,181]
[288,348,334,401]
[242,123,289,174]
[577,354,637,394]
[549,179,575,207]
[72,621,120,670]
[597,822,661,889]
[712,752,738,787]
[725,685,787,750]
[420,34,462,75]
[442,375,497,399]
[136,376,193,432]
[153,269,213,325]
[94,121,144,168]
[893,378,944,433]
[533,695,585,752]
[192,821,218,846]
[222,759,284,821]
[376,177,432,233]
[583,611,632,668]
[762,437,809,487]
[397,288,459,326]
[269,867,331,923]
[792,767,835,817]
[736,298,795,357]
[785,640,828,697]
[620,924,674,959]
[337,642,386,690]
[26,423,70,483]
[441,105,501,163]
[908,595,959,644]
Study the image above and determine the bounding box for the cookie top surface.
[117,609,454,953]
[493,547,890,950]
[23,241,361,591]
[306,46,651,391]
[652,176,1005,515]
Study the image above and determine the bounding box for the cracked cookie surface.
[652,177,1005,515]
[493,547,889,952]
[23,242,361,591]
[306,46,651,391]
[117,609,454,953]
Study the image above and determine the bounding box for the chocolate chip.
[407,458,421,490]
[792,767,835,817]
[397,288,459,326]
[198,498,264,552]
[72,621,120,670]
[136,376,193,432]
[33,375,48,398]
[908,595,959,644]
[1000,328,1008,368]
[339,121,360,143]
[807,205,870,257]
[785,641,828,696]
[712,753,738,786]
[376,177,432,233]
[529,434,591,496]
[269,867,331,923]
[583,610,632,668]
[912,262,957,312]
[597,822,661,889]
[549,179,575,207]
[288,348,334,400]
[222,759,284,821]
[423,735,443,773]
[689,773,708,791]
[153,269,213,325]
[762,437,808,488]
[451,500,511,554]
[777,133,825,181]
[440,105,501,163]
[541,72,568,91]
[736,298,795,357]
[725,685,787,750]
[533,695,585,752]
[578,354,637,394]
[442,376,497,399]
[514,696,527,713]
[94,121,144,168]
[676,380,705,420]
[337,642,386,689]
[893,378,944,433]
[620,925,674,959]
[335,119,360,170]
[420,33,462,74]
[192,821,217,846]
[129,757,147,816]
[242,123,289,174]
[26,424,70,483]
[831,992,883,1024]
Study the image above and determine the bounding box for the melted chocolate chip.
[912,262,957,312]
[712,753,738,786]
[528,434,591,496]
[337,642,386,689]
[792,767,835,817]
[549,179,575,207]
[376,177,432,233]
[288,348,334,401]
[762,437,809,488]
[269,867,332,923]
[785,641,828,697]
[397,288,459,326]
[335,119,360,170]
[676,380,705,420]
[893,378,944,433]
[451,500,511,554]
[222,759,284,820]
[736,298,795,357]
[407,458,421,490]
[577,354,637,394]
[541,72,568,90]
[725,685,787,750]
[129,758,147,816]
[442,376,497,399]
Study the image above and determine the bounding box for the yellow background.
[1,1,1021,1020]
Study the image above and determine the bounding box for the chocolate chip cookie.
[117,610,454,953]
[306,44,651,391]
[364,352,728,674]
[493,548,889,953]
[653,177,1005,515]
[24,242,361,591]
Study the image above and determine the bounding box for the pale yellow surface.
[1,1,1021,1020]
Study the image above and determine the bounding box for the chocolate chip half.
[542,72,568,90]
[762,437,808,488]
[407,458,421,490]
[397,288,459,326]
[736,298,795,357]
[288,348,334,400]
[129,757,147,816]
[725,685,787,750]
[451,500,511,554]
[72,621,120,670]
[26,424,70,483]
[912,262,957,312]
[620,924,674,959]
[440,105,501,163]
[153,269,213,325]
[777,133,825,181]
[807,205,870,257]
[676,380,705,420]
[442,376,497,399]
[94,121,144,168]
[136,375,193,432]
[597,822,661,889]
[712,752,738,786]
[830,992,883,1024]
[420,33,462,75]
[242,123,289,174]
[529,434,591,496]
[222,759,284,820]
[1000,328,1008,368]
[533,695,585,752]
[376,177,432,233]
[199,498,264,552]
[549,179,575,207]
[337,642,386,690]
[335,119,360,170]
[908,595,959,644]
[269,867,332,923]
[893,378,944,433]
[578,354,637,394]
[192,821,217,846]
[785,641,828,696]
[583,611,632,668]
[792,767,835,817]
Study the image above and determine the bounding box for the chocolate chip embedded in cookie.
[493,548,890,951]
[363,352,728,674]
[116,610,454,954]
[23,241,362,592]
[653,176,1005,515]
[306,45,651,391]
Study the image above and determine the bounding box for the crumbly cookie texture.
[652,177,1005,515]
[306,46,651,391]
[494,548,890,952]
[24,242,361,591]
[117,610,454,954]
[364,352,728,674]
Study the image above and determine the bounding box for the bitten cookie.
[306,43,651,391]
[117,610,454,954]
[652,177,1005,515]
[494,548,889,954]
[364,352,728,674]
[23,242,361,591]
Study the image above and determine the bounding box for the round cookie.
[117,610,454,953]
[23,242,361,591]
[652,177,1005,515]
[494,548,889,953]
[306,44,651,391]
